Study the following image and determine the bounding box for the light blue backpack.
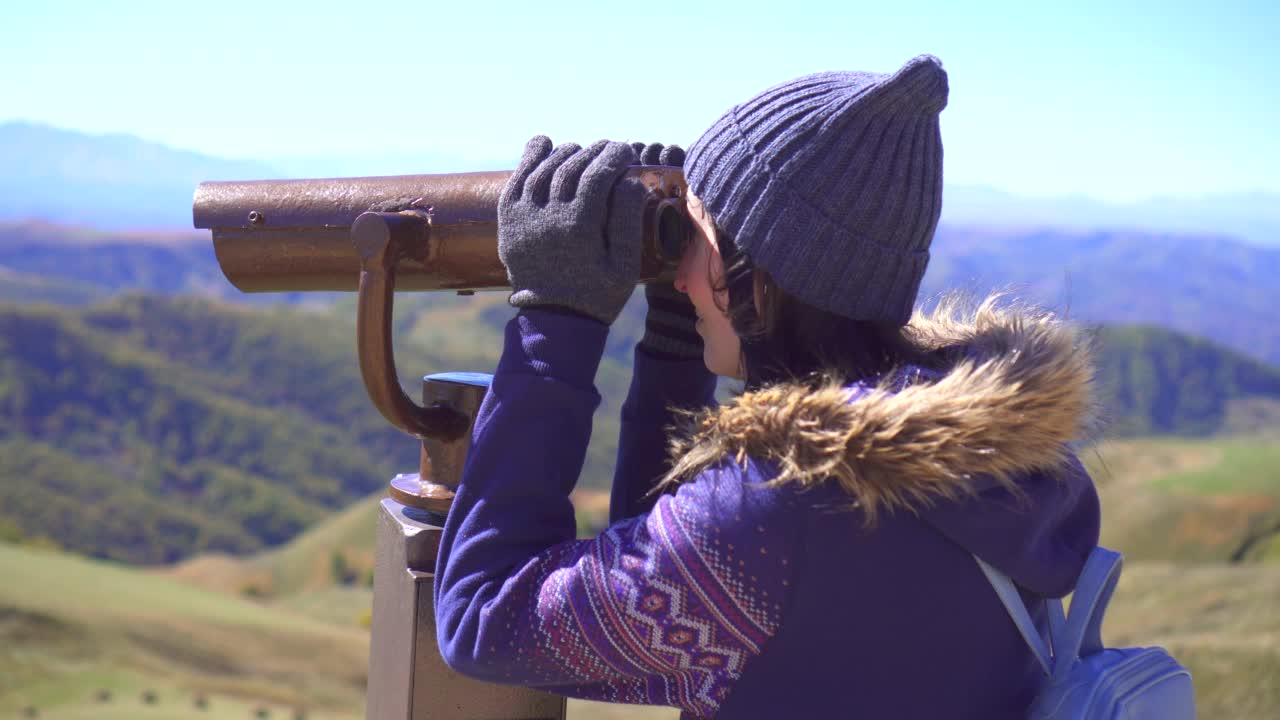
[975,547,1196,719]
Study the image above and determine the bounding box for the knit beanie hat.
[685,54,949,326]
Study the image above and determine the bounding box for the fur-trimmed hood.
[664,294,1099,525]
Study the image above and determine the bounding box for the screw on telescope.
[247,210,265,225]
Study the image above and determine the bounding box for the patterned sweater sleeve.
[434,310,800,718]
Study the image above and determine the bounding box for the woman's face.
[675,192,745,379]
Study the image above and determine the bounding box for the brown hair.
[708,225,938,389]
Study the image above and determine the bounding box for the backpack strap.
[1046,593,1068,641]
[973,547,1125,681]
[1050,546,1123,679]
[974,556,1053,675]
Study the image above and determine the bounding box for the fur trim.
[662,294,1098,524]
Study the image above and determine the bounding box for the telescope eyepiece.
[656,200,693,264]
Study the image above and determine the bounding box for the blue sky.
[1,0,1276,202]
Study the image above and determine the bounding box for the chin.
[703,352,738,379]
[702,333,744,379]
[701,350,722,377]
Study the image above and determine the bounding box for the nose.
[673,254,689,294]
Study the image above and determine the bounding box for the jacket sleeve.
[610,346,718,523]
[433,309,798,718]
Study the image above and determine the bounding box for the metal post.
[366,497,565,720]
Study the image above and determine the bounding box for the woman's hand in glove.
[631,142,704,362]
[499,135,648,326]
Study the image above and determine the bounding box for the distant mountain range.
[920,225,1280,366]
[2,120,1277,246]
[6,217,1280,367]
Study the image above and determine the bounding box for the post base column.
[366,495,566,720]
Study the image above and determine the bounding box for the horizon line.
[4,118,1278,207]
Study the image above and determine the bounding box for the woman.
[434,55,1101,719]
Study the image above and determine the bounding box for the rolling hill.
[0,293,634,563]
[144,430,1280,720]
[0,297,413,562]
[6,528,1277,718]
[5,291,1280,566]
[163,430,1280,610]
[1093,324,1280,436]
[5,428,1271,719]
[0,542,369,719]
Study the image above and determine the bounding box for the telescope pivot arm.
[353,210,469,440]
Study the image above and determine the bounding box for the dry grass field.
[1088,437,1280,563]
[4,434,1278,719]
[1107,563,1280,718]
[0,543,368,719]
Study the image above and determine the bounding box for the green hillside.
[0,294,637,564]
[6,292,1280,565]
[165,432,1280,606]
[0,265,105,305]
[166,492,385,600]
[0,300,405,562]
[1094,325,1280,436]
[0,220,222,299]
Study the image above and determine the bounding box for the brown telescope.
[193,167,691,512]
[194,168,690,294]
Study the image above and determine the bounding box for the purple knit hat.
[685,55,949,325]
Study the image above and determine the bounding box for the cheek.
[678,246,710,303]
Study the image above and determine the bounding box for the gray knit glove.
[631,142,704,361]
[499,135,647,325]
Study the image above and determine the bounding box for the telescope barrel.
[193,167,687,293]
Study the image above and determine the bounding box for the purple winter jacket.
[434,302,1100,719]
